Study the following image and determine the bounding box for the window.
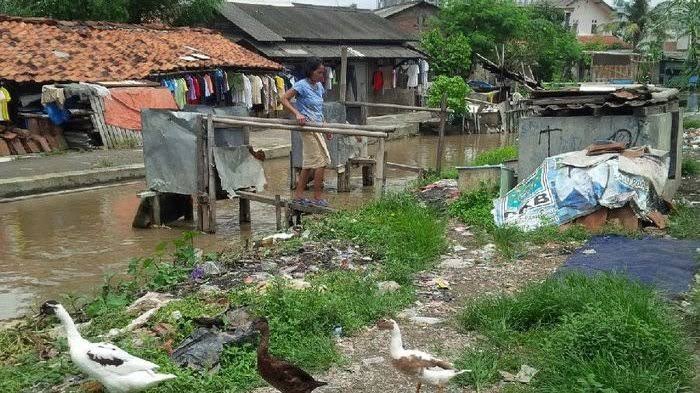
[565,12,571,28]
[591,19,598,34]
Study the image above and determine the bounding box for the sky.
[251,0,666,10]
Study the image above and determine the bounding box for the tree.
[0,0,222,26]
[652,0,700,74]
[427,75,471,114]
[607,0,650,51]
[421,29,472,79]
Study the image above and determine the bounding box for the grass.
[669,204,700,239]
[471,145,518,166]
[0,192,447,393]
[682,157,699,177]
[315,192,446,284]
[457,273,695,393]
[683,118,700,130]
[449,186,588,259]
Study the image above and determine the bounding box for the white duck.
[39,300,176,393]
[377,319,470,393]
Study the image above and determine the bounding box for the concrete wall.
[518,111,682,198]
[570,0,614,36]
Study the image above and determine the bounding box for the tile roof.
[578,35,631,48]
[0,15,281,83]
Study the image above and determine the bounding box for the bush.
[427,75,471,115]
[449,186,498,230]
[669,204,700,239]
[684,118,700,129]
[471,145,518,166]
[458,274,694,393]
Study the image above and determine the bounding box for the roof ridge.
[0,14,215,33]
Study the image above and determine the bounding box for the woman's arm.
[280,89,307,125]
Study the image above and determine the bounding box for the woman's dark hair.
[303,57,324,78]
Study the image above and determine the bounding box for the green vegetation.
[427,75,472,115]
[1,0,222,25]
[668,204,700,239]
[421,29,472,80]
[456,273,695,393]
[449,186,588,259]
[682,157,700,177]
[684,118,700,130]
[471,145,518,166]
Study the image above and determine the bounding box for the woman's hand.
[325,133,333,140]
[296,114,308,125]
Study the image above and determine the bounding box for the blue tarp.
[561,235,699,296]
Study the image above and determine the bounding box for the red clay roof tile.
[0,15,281,83]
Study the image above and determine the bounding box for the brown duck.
[253,317,328,393]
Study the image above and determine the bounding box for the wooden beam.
[206,114,217,233]
[275,194,282,230]
[219,115,395,132]
[340,46,348,102]
[344,101,454,113]
[375,137,386,196]
[386,161,425,174]
[436,93,447,173]
[236,190,335,214]
[212,117,388,138]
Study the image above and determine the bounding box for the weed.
[316,193,446,283]
[94,158,115,168]
[449,186,498,230]
[471,145,518,166]
[669,204,699,239]
[683,118,700,130]
[681,157,699,177]
[126,231,200,292]
[457,273,694,392]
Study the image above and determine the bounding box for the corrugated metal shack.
[519,85,682,198]
[212,2,427,115]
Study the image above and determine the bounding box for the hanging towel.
[104,87,178,130]
[372,70,383,92]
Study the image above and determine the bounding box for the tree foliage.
[427,75,471,115]
[652,0,700,74]
[607,0,650,51]
[428,0,581,82]
[421,29,472,80]
[0,0,222,25]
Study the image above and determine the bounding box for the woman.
[280,57,332,206]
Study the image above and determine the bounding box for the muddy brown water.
[0,134,512,320]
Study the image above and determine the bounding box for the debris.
[332,325,343,338]
[500,364,538,383]
[361,356,385,367]
[171,311,183,321]
[198,284,221,295]
[288,279,311,290]
[408,316,443,325]
[494,147,669,231]
[431,277,451,289]
[417,179,460,207]
[377,281,401,294]
[171,308,255,372]
[104,292,174,338]
[255,232,296,248]
[581,249,597,255]
[201,261,222,276]
[452,245,468,252]
[439,257,473,269]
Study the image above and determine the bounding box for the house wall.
[518,110,682,198]
[384,3,439,37]
[569,0,614,36]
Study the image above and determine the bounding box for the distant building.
[375,0,440,38]
[378,0,439,8]
[517,0,616,37]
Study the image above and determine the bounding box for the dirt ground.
[252,222,573,393]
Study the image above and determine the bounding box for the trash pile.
[418,179,460,207]
[493,142,671,231]
[684,126,700,150]
[0,124,65,155]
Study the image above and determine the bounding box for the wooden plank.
[349,157,376,165]
[220,115,395,132]
[340,46,348,102]
[375,137,386,195]
[436,94,447,173]
[275,194,282,230]
[213,118,388,138]
[152,194,162,226]
[344,101,454,113]
[337,161,351,193]
[206,114,217,233]
[236,191,335,214]
[88,96,111,149]
[386,161,425,174]
[239,198,251,224]
[195,116,208,232]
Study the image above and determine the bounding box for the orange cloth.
[103,87,178,130]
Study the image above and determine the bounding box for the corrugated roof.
[375,1,435,18]
[528,86,679,113]
[249,42,425,59]
[0,15,281,83]
[220,3,412,42]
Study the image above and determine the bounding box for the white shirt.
[407,64,420,88]
[243,75,253,109]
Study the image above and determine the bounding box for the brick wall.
[385,4,438,37]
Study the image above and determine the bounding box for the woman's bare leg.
[312,167,325,200]
[294,168,310,200]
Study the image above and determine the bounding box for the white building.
[517,0,616,37]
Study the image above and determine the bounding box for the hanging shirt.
[275,76,285,110]
[243,74,253,109]
[0,87,11,121]
[407,64,420,88]
[372,70,383,92]
[292,78,324,122]
[324,67,334,90]
[420,59,430,87]
[392,68,397,89]
[250,75,263,105]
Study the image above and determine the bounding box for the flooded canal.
[0,134,512,320]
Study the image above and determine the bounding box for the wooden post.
[337,161,351,192]
[362,164,374,187]
[195,116,208,232]
[340,46,348,102]
[152,194,162,227]
[374,137,386,196]
[206,114,217,233]
[436,93,447,174]
[275,194,282,230]
[239,198,251,225]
